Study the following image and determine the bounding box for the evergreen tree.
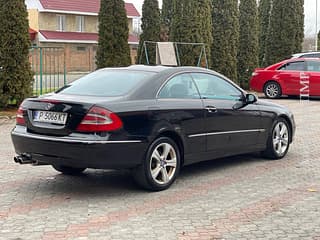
[161,0,174,41]
[265,0,304,65]
[294,0,304,53]
[0,0,33,109]
[170,0,212,66]
[258,0,271,67]
[211,0,239,82]
[137,0,161,64]
[238,0,259,90]
[96,0,131,68]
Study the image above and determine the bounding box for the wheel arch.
[278,114,294,143]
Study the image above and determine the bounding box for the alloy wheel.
[149,143,177,185]
[265,83,280,98]
[272,122,289,156]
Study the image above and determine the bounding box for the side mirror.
[245,93,257,104]
[233,93,257,110]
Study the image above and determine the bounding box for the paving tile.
[0,98,319,239]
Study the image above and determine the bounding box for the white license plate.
[33,111,68,125]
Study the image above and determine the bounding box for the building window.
[76,46,86,51]
[76,16,85,32]
[57,15,66,31]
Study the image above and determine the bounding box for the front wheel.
[132,137,181,191]
[52,165,86,175]
[264,82,282,99]
[262,118,291,159]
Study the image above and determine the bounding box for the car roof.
[126,65,172,72]
[291,51,320,58]
[100,65,215,74]
[286,58,320,62]
[124,65,236,84]
[264,58,320,70]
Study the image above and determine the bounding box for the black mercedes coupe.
[11,66,295,191]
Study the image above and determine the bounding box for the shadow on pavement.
[19,153,264,197]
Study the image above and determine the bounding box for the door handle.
[205,106,217,113]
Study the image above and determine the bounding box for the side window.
[158,74,200,99]
[278,61,305,71]
[191,73,242,101]
[306,61,320,72]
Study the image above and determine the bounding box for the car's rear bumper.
[11,126,148,169]
[249,77,264,92]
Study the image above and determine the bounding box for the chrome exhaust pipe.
[14,156,22,163]
[14,153,34,164]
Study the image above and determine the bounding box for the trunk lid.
[22,93,123,136]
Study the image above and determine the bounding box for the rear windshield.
[58,70,155,97]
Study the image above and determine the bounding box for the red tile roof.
[39,0,140,17]
[29,28,38,41]
[29,28,38,34]
[40,30,98,41]
[39,30,139,44]
[128,34,139,44]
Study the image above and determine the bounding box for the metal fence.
[29,47,66,96]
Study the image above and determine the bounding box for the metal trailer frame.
[138,41,209,68]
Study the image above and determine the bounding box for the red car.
[250,58,320,98]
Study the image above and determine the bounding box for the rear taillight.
[76,106,123,132]
[16,105,26,126]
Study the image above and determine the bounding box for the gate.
[29,47,66,96]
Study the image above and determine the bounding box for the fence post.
[39,47,43,95]
[63,48,67,85]
[29,46,68,96]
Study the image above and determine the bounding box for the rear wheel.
[52,165,86,175]
[262,118,291,159]
[132,137,181,191]
[264,82,282,99]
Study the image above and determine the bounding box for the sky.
[125,0,319,37]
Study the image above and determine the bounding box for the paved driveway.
[0,98,319,240]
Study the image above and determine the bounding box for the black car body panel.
[12,126,147,169]
[11,66,295,170]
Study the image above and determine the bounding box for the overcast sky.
[126,0,319,37]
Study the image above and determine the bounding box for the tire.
[132,137,181,191]
[264,81,282,99]
[262,118,291,160]
[52,165,86,175]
